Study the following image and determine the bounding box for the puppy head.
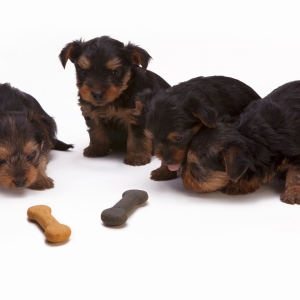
[0,113,51,190]
[182,124,252,193]
[59,36,152,107]
[145,88,217,171]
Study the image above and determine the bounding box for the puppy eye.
[191,162,201,170]
[111,70,118,77]
[26,153,36,162]
[175,135,184,142]
[0,159,6,165]
[79,69,88,76]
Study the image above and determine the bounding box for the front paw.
[280,186,300,205]
[124,153,151,166]
[83,145,110,157]
[151,166,178,181]
[28,176,54,190]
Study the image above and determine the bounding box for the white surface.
[1,1,300,299]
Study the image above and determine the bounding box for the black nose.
[13,179,27,188]
[162,155,173,165]
[91,91,103,100]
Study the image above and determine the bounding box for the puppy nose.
[91,90,103,100]
[162,157,173,165]
[13,179,27,188]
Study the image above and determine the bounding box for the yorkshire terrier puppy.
[59,36,170,166]
[142,76,260,181]
[181,80,300,205]
[0,83,73,190]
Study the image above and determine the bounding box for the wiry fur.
[141,76,260,180]
[182,80,300,204]
[0,83,73,190]
[59,36,170,166]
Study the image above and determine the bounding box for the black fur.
[142,75,260,180]
[182,80,300,204]
[0,83,73,151]
[59,36,170,166]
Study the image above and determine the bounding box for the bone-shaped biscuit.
[101,189,148,226]
[27,205,71,243]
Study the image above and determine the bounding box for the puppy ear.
[223,146,252,182]
[192,108,217,128]
[59,40,84,68]
[187,96,217,128]
[29,113,55,147]
[126,43,152,72]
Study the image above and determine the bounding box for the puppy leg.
[83,117,111,157]
[280,164,300,205]
[124,124,152,166]
[28,155,54,190]
[151,163,178,181]
[222,177,262,195]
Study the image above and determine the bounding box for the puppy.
[59,36,170,166]
[181,80,300,205]
[143,76,260,181]
[0,83,73,190]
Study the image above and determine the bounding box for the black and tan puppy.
[144,76,260,181]
[0,83,73,190]
[59,36,170,166]
[182,80,300,205]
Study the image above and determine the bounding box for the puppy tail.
[53,139,74,151]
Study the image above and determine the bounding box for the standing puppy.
[0,83,73,190]
[182,80,300,205]
[143,76,260,181]
[59,36,170,166]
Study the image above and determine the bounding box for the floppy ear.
[126,43,152,72]
[29,113,56,147]
[59,40,84,68]
[223,146,252,182]
[188,96,217,128]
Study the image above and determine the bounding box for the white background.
[1,1,300,299]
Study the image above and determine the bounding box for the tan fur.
[183,168,230,193]
[106,57,122,70]
[167,131,182,142]
[77,55,91,69]
[132,50,143,68]
[171,148,186,163]
[28,153,54,190]
[144,129,154,140]
[78,83,92,102]
[280,164,300,204]
[0,147,11,159]
[124,124,152,166]
[135,100,143,111]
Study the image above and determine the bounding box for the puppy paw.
[151,167,178,181]
[28,176,54,190]
[124,153,151,166]
[280,186,300,205]
[83,145,110,157]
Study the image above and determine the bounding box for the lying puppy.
[59,36,170,166]
[143,76,260,180]
[0,83,73,190]
[181,80,300,204]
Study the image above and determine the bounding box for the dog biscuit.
[101,189,148,226]
[27,205,71,243]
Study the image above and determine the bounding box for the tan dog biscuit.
[27,205,71,243]
[101,189,148,226]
